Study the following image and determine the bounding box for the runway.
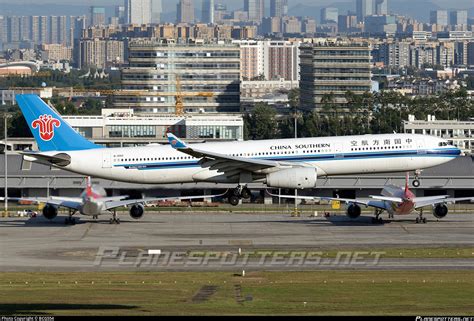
[0,212,473,272]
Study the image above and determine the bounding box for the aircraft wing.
[265,191,389,211]
[104,192,228,210]
[167,133,298,179]
[1,197,82,210]
[415,197,474,209]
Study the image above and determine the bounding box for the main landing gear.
[228,185,251,206]
[371,209,384,224]
[412,169,422,187]
[65,210,76,225]
[109,210,120,224]
[415,209,427,224]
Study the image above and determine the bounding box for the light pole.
[293,107,299,217]
[3,113,11,217]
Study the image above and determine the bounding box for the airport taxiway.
[0,212,473,272]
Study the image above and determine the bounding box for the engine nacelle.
[433,204,448,219]
[43,204,58,220]
[129,204,145,220]
[266,168,317,189]
[346,204,361,219]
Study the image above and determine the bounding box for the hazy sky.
[0,0,473,6]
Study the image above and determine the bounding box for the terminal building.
[4,108,244,150]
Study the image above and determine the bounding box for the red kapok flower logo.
[31,114,61,141]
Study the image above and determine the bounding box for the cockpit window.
[438,142,449,147]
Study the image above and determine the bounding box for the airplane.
[15,94,462,206]
[2,177,224,224]
[267,173,474,224]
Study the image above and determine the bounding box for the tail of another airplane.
[404,172,410,195]
[16,94,101,152]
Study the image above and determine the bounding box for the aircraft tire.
[228,195,240,206]
[412,179,420,187]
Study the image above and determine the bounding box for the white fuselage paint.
[43,134,459,185]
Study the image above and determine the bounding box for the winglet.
[166,133,187,149]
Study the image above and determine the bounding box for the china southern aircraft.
[16,94,461,206]
[3,177,222,224]
[268,174,474,224]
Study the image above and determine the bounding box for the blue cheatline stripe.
[113,148,460,171]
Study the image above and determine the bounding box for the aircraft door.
[416,139,426,155]
[102,150,112,168]
[334,142,344,159]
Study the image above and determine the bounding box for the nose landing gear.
[412,169,422,187]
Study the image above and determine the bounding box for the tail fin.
[16,94,101,152]
[86,177,93,197]
[405,172,410,195]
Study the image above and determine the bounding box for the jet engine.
[43,204,58,220]
[129,204,145,219]
[266,168,317,189]
[346,204,361,219]
[433,204,448,219]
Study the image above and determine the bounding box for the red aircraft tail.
[86,176,93,197]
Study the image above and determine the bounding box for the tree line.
[244,89,474,140]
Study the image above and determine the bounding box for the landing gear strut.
[372,209,384,224]
[412,169,422,187]
[415,209,427,224]
[65,210,76,225]
[109,210,120,224]
[228,185,251,206]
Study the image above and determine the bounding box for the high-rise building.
[116,5,126,24]
[356,0,373,23]
[48,16,67,44]
[321,8,338,23]
[177,0,195,24]
[374,0,388,15]
[202,0,215,24]
[430,10,448,26]
[19,16,31,42]
[90,7,106,26]
[30,16,41,43]
[300,40,372,110]
[49,16,58,43]
[338,14,358,33]
[449,10,468,26]
[282,16,301,34]
[270,0,287,18]
[244,0,265,23]
[151,0,162,24]
[365,15,396,34]
[0,16,7,46]
[7,16,21,43]
[467,42,474,66]
[125,0,152,25]
[118,40,241,114]
[262,17,282,34]
[39,16,48,43]
[302,18,317,34]
[78,38,124,69]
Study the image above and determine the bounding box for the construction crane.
[11,76,214,116]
